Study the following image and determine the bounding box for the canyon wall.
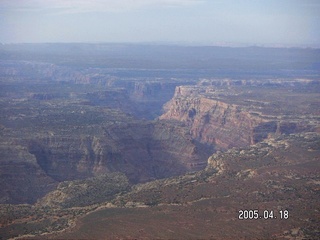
[27,121,210,184]
[160,85,314,150]
[0,118,212,204]
[160,86,262,149]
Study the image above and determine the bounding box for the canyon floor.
[0,43,319,239]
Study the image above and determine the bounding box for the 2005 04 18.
[238,209,289,220]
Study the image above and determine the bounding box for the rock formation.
[160,83,318,150]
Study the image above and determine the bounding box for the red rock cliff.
[160,86,275,150]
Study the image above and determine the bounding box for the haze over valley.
[1,0,320,239]
[0,43,319,239]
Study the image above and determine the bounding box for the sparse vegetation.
[0,44,319,239]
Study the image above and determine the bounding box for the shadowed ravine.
[0,44,319,239]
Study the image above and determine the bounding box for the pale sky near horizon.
[0,0,319,46]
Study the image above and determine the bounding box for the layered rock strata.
[0,104,212,204]
[26,121,210,184]
[160,85,318,150]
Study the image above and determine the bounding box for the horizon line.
[1,41,320,49]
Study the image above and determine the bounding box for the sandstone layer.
[160,83,319,150]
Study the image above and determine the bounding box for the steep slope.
[0,142,57,204]
[27,121,210,184]
[160,82,319,149]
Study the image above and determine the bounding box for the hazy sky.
[0,0,319,46]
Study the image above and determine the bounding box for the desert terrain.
[0,43,319,239]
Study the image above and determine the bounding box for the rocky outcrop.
[160,86,263,149]
[160,85,317,150]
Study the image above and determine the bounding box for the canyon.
[0,43,319,239]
